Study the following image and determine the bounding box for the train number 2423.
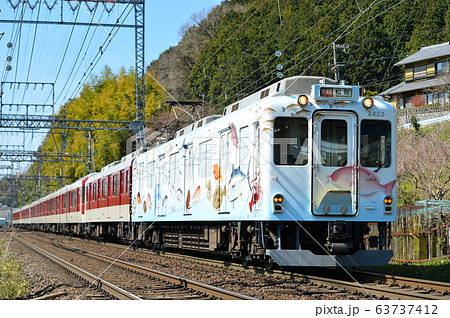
[367,111,385,117]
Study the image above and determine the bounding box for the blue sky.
[147,1,223,62]
[0,0,224,110]
[0,0,223,176]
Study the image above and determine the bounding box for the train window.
[240,126,250,172]
[360,120,391,168]
[321,119,347,167]
[93,183,97,201]
[147,162,154,188]
[71,190,77,207]
[102,179,107,199]
[273,117,308,165]
[169,153,177,184]
[64,193,69,209]
[199,141,207,178]
[139,162,145,190]
[113,174,119,197]
[126,170,130,193]
[199,139,216,178]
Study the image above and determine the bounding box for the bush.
[0,239,29,299]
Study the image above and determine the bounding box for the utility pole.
[331,42,349,82]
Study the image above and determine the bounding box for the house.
[380,42,450,109]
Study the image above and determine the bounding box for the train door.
[119,170,124,212]
[219,131,229,213]
[183,144,194,214]
[119,169,129,218]
[155,154,164,217]
[312,111,357,216]
[250,122,261,213]
[107,175,112,219]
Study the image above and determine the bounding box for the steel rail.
[283,272,449,300]
[136,248,450,300]
[13,235,142,300]
[34,232,448,300]
[21,233,257,300]
[54,241,257,300]
[349,270,450,295]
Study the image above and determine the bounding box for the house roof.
[379,77,448,96]
[395,42,450,66]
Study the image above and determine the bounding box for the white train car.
[14,76,397,267]
[131,76,397,267]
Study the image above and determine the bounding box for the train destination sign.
[311,84,359,102]
[320,87,353,98]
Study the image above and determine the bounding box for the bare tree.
[397,123,450,202]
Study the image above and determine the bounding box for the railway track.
[14,230,450,300]
[12,232,257,300]
[348,270,450,298]
[131,245,450,300]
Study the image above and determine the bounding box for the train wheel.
[264,256,274,270]
[240,255,250,268]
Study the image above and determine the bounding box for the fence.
[391,201,450,262]
[397,102,450,117]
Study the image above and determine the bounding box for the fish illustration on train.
[227,165,250,202]
[330,166,396,196]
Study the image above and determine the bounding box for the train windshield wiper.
[374,161,386,172]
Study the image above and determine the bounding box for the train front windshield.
[360,120,391,168]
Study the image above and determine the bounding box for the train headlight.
[362,97,374,108]
[273,194,284,213]
[383,196,393,205]
[384,196,393,213]
[298,95,309,106]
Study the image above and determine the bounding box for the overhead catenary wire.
[21,1,42,105]
[205,0,407,114]
[62,4,134,106]
[182,0,328,96]
[146,0,404,133]
[0,2,136,181]
[198,0,354,113]
[54,4,105,106]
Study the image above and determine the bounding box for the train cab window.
[273,117,308,165]
[360,120,391,168]
[321,119,347,167]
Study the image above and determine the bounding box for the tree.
[18,66,166,205]
[397,124,450,202]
